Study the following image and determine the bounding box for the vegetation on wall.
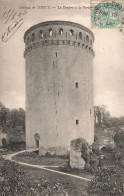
[88,105,124,196]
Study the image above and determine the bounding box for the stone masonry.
[24,21,95,155]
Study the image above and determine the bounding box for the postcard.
[0,0,124,196]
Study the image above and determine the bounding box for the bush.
[114,131,124,149]
[0,157,27,196]
[0,157,68,196]
[87,166,124,196]
[8,141,26,151]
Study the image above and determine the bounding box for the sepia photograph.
[0,0,124,195]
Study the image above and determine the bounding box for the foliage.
[27,178,68,196]
[0,156,68,196]
[114,131,124,149]
[0,102,25,146]
[87,166,124,196]
[0,102,9,126]
[0,157,27,196]
[94,105,103,127]
[94,105,124,128]
[1,138,7,148]
[0,102,25,132]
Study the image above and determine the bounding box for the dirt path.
[2,148,91,182]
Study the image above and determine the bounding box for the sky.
[0,0,124,117]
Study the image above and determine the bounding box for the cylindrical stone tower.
[24,21,95,155]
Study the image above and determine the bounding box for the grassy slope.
[0,150,89,196]
[22,165,89,196]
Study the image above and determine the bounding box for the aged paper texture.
[0,0,124,196]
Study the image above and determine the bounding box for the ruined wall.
[70,138,88,169]
[24,21,95,154]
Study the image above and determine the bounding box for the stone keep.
[24,21,95,155]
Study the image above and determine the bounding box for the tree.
[94,105,111,127]
[0,102,9,126]
[0,102,25,147]
[94,105,124,128]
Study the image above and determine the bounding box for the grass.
[12,151,94,179]
[0,155,89,196]
[1,148,122,196]
[21,164,89,196]
[46,166,93,180]
[13,151,69,166]
[0,149,90,196]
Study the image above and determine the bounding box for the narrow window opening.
[86,35,89,43]
[56,52,57,57]
[32,33,35,41]
[49,28,53,36]
[76,120,79,125]
[59,28,63,35]
[79,32,82,39]
[70,29,74,36]
[66,32,67,38]
[27,37,30,44]
[90,109,91,115]
[40,30,43,37]
[75,82,78,88]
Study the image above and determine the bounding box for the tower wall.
[24,21,95,153]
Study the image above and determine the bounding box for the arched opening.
[79,32,82,39]
[32,33,35,41]
[39,30,43,38]
[86,34,89,43]
[34,133,40,148]
[59,28,63,35]
[36,140,39,148]
[70,29,74,36]
[49,28,53,36]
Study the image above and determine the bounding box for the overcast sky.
[0,0,124,117]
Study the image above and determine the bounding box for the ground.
[22,165,89,196]
[13,151,69,166]
[12,151,93,179]
[0,149,90,196]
